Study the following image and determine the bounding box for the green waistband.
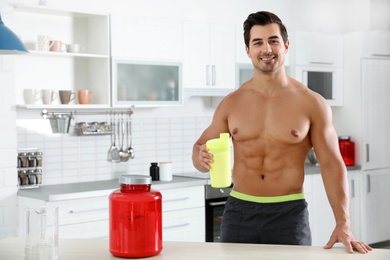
[230,190,305,203]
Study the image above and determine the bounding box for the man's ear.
[246,46,250,57]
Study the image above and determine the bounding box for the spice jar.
[339,136,355,166]
[109,175,162,258]
[36,152,43,167]
[27,152,36,167]
[18,152,28,168]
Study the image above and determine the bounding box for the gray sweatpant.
[220,196,312,245]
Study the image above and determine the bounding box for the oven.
[205,185,232,242]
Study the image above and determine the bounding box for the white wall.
[1,0,390,238]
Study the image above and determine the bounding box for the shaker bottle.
[206,133,232,188]
[109,175,162,258]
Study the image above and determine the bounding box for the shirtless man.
[192,11,371,254]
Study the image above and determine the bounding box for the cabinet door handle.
[211,65,216,86]
[309,61,334,65]
[164,197,190,203]
[206,65,210,86]
[68,208,108,214]
[366,144,370,162]
[163,223,190,230]
[351,179,355,198]
[367,174,371,193]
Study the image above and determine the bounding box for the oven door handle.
[208,201,226,206]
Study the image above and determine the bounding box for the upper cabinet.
[293,31,343,67]
[292,31,344,107]
[110,14,182,61]
[11,4,111,109]
[182,21,236,96]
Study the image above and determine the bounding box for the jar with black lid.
[109,175,162,258]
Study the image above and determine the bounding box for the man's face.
[246,23,289,73]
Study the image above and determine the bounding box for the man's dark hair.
[243,11,288,48]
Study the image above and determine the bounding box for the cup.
[59,90,76,104]
[67,43,81,53]
[42,89,57,105]
[49,40,66,52]
[77,90,94,104]
[23,89,42,105]
[159,162,173,181]
[206,133,232,188]
[37,35,53,51]
[25,206,59,260]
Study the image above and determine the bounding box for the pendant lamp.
[0,14,28,54]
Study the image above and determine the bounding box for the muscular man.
[192,11,371,254]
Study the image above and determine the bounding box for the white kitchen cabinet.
[362,59,390,170]
[11,4,111,109]
[348,170,361,240]
[182,21,236,94]
[18,185,205,242]
[110,15,182,61]
[361,169,390,244]
[161,185,205,242]
[293,31,343,67]
[18,196,109,239]
[304,171,361,246]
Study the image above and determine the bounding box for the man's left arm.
[310,98,372,254]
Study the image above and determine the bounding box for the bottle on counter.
[150,162,159,181]
[109,175,162,258]
[339,136,355,166]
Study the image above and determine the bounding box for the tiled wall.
[16,115,212,185]
[0,56,19,238]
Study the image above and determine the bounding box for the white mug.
[42,89,57,105]
[159,162,172,181]
[67,43,81,53]
[23,89,42,105]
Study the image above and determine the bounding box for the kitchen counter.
[17,165,360,202]
[0,237,388,260]
[17,176,208,201]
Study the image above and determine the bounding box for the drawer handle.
[163,223,190,230]
[68,208,108,214]
[164,197,190,203]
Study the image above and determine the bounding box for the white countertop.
[0,237,388,260]
[17,165,360,202]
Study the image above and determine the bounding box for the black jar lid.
[119,175,151,185]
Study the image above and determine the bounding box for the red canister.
[109,175,162,258]
[339,136,355,166]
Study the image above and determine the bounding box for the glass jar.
[339,136,355,166]
[18,152,28,168]
[36,152,43,167]
[27,152,36,167]
[109,175,162,258]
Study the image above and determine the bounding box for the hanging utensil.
[127,115,135,159]
[110,114,120,163]
[118,113,129,162]
[119,114,129,162]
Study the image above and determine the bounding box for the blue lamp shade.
[0,15,28,54]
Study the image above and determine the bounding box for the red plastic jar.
[339,136,355,166]
[109,175,162,258]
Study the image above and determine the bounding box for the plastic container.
[339,136,355,166]
[206,133,232,188]
[109,175,162,258]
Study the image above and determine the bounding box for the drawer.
[47,196,109,225]
[163,207,205,242]
[161,186,204,212]
[59,220,109,239]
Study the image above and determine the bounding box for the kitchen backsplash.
[17,116,211,185]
